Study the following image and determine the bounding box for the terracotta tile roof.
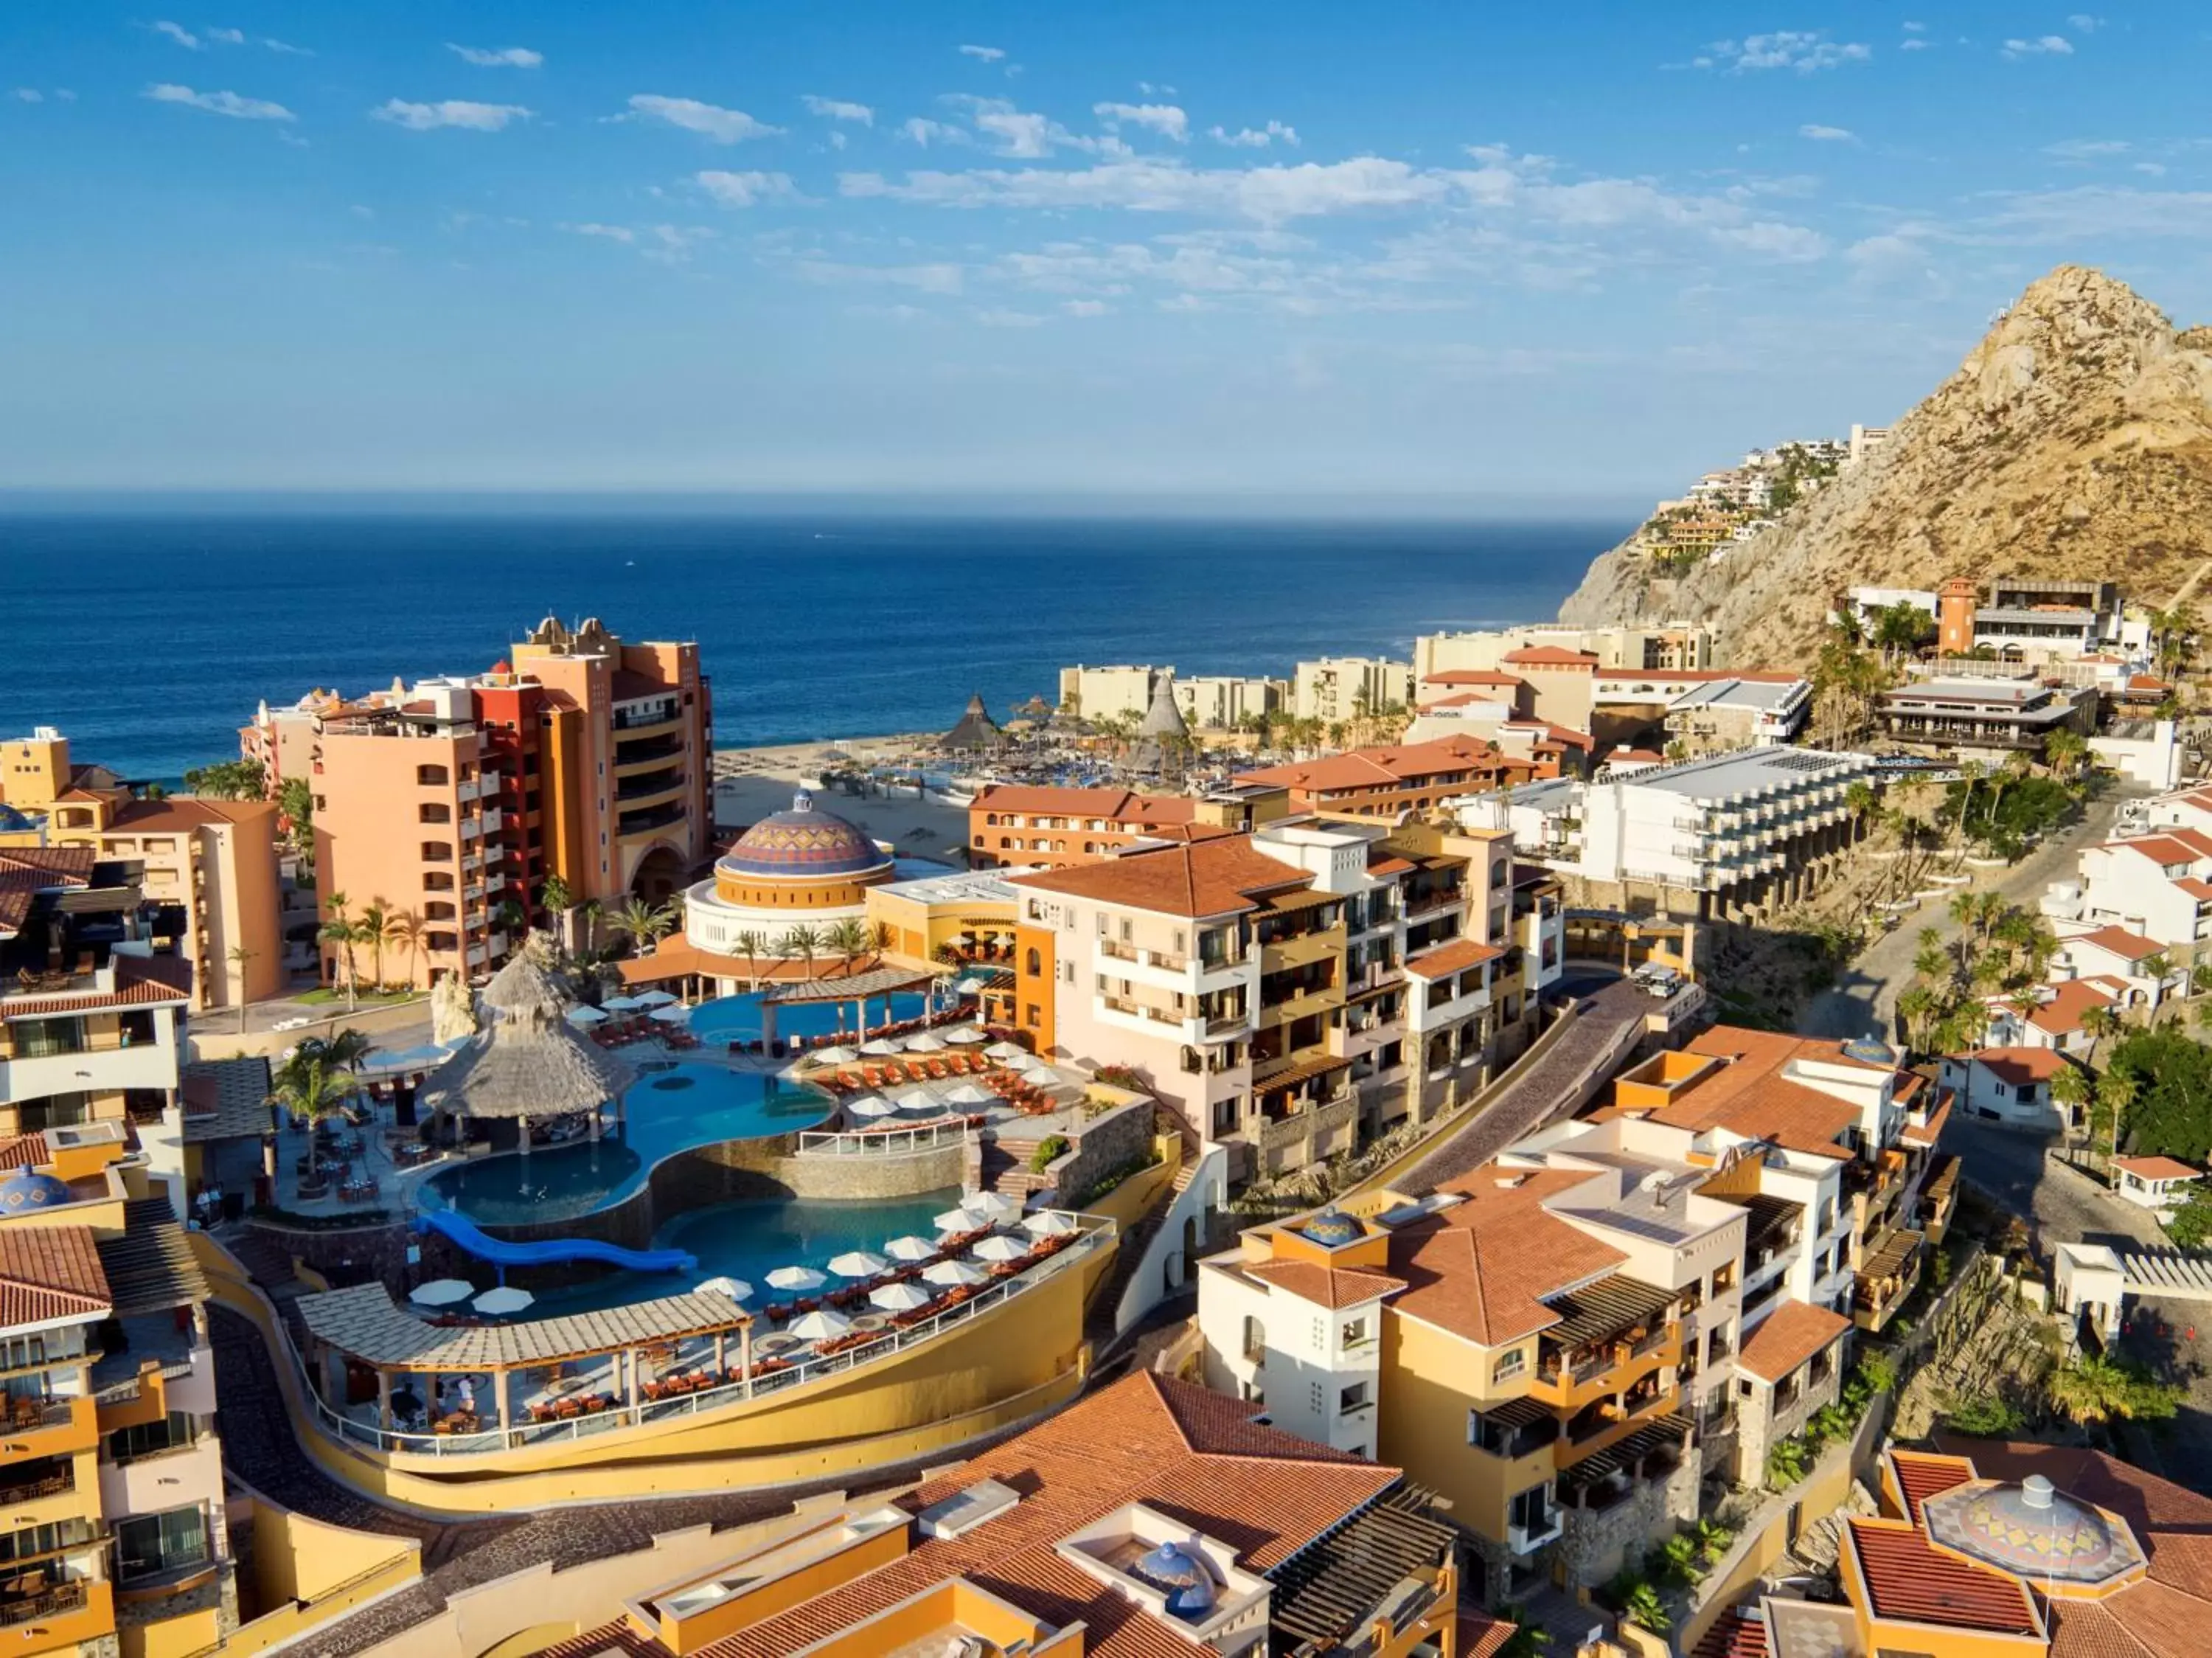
[1384,1169,1627,1347]
[1366,853,1416,877]
[1887,1449,1978,1523]
[1458,1605,1520,1658]
[2177,878,2212,901]
[2075,926,2167,962]
[1403,938,1503,980]
[2028,978,2118,1036]
[971,785,1201,825]
[1009,834,1312,919]
[1736,1299,1851,1384]
[1422,670,1528,687]
[0,847,98,934]
[102,797,276,832]
[1235,735,1506,795]
[2111,834,2212,868]
[1900,1098,1952,1148]
[1632,1028,1867,1159]
[1419,691,1507,711]
[2112,1155,2201,1182]
[1845,1517,2042,1636]
[0,952,194,1020]
[697,1372,1398,1658]
[1689,1610,1770,1658]
[1244,1260,1408,1310]
[0,1226,112,1328]
[1500,646,1600,667]
[0,1134,51,1172]
[1963,1046,2072,1088]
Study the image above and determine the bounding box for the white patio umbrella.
[697,1275,754,1303]
[601,995,644,1012]
[882,1235,938,1261]
[408,1278,475,1308]
[869,1282,933,1313]
[815,1045,859,1065]
[984,1041,1029,1061]
[633,990,679,1008]
[766,1265,827,1292]
[858,1038,904,1056]
[945,1082,998,1106]
[650,1004,692,1024]
[473,1286,535,1316]
[369,1042,456,1071]
[942,1026,987,1044]
[892,1086,941,1113]
[848,1095,899,1119]
[827,1250,889,1279]
[933,1206,984,1232]
[965,1191,1024,1224]
[564,1005,611,1027]
[972,1233,1029,1262]
[1022,1210,1079,1237]
[1010,1052,1058,1074]
[787,1308,852,1342]
[904,1031,947,1052]
[923,1258,990,1287]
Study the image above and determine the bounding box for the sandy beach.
[712,734,973,862]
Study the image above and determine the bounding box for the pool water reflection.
[688,990,933,1048]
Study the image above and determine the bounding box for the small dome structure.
[1301,1208,1363,1248]
[0,1168,74,1213]
[718,791,891,881]
[686,790,899,960]
[1130,1541,1217,1617]
[1922,1477,2147,1592]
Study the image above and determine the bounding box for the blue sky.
[2,4,2205,499]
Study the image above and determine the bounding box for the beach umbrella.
[869,1282,933,1313]
[633,990,679,1008]
[564,1005,610,1027]
[882,1235,938,1262]
[905,1031,946,1052]
[815,1045,859,1065]
[848,1095,899,1119]
[473,1286,535,1317]
[766,1265,827,1292]
[933,1207,982,1233]
[1022,1210,1079,1237]
[923,1258,989,1288]
[858,1038,903,1056]
[697,1275,753,1303]
[650,1004,692,1024]
[787,1308,852,1342]
[942,1026,987,1045]
[601,995,644,1012]
[965,1191,1023,1224]
[945,1082,998,1106]
[827,1250,888,1279]
[972,1234,1029,1262]
[984,1041,1029,1061]
[893,1086,941,1113]
[408,1279,475,1308]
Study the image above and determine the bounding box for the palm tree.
[2095,1068,2137,1167]
[316,1027,372,1072]
[823,917,869,974]
[226,945,257,1034]
[2043,726,2087,783]
[575,898,603,957]
[383,909,425,989]
[2079,1003,2121,1068]
[731,929,770,991]
[1949,761,1984,863]
[779,923,823,981]
[358,897,392,990]
[2050,1064,2093,1143]
[611,897,676,956]
[319,889,359,1010]
[540,872,573,917]
[865,920,894,962]
[271,1045,354,1128]
[2049,1353,2181,1426]
[1896,984,1940,1054]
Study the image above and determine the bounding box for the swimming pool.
[689,990,933,1047]
[414,1061,832,1224]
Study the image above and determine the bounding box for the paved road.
[1796,790,2132,1043]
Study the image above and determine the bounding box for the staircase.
[1084,1148,1205,1349]
[220,1227,314,1346]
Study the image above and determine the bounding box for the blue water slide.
[414,1208,698,1274]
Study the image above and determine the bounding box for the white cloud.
[206,27,245,45]
[1702,32,1871,73]
[1063,299,1111,316]
[2067,13,2105,31]
[13,88,42,103]
[793,258,965,294]
[627,94,781,142]
[900,117,970,148]
[448,44,543,68]
[262,38,313,55]
[349,204,375,218]
[944,94,1121,158]
[373,99,531,131]
[150,21,201,49]
[1210,121,1298,148]
[1902,19,1927,31]
[958,44,1006,62]
[1093,102,1189,143]
[801,94,873,125]
[2043,138,2130,160]
[974,308,1044,327]
[2135,162,2168,176]
[2001,36,2075,58]
[841,156,1453,222]
[564,222,636,243]
[1899,38,1932,50]
[145,83,295,120]
[695,169,798,206]
[1798,124,1856,142]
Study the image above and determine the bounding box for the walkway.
[1386,980,1662,1196]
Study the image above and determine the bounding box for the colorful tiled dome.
[1130,1541,1217,1617]
[1923,1477,2146,1589]
[1301,1207,1363,1248]
[0,1168,72,1212]
[717,791,889,881]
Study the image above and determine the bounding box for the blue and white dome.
[1301,1207,1363,1248]
[0,1168,73,1212]
[1130,1541,1217,1617]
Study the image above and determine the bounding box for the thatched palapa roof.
[417,954,636,1121]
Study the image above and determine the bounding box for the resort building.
[0,1144,235,1658]
[2044,809,2212,953]
[1057,664,1170,724]
[251,615,712,988]
[1292,656,1414,724]
[1660,676,1812,754]
[1935,573,2126,662]
[1876,678,2097,763]
[682,791,897,960]
[2109,1154,2201,1219]
[1176,674,1288,730]
[1938,1048,2081,1135]
[1237,734,1543,819]
[1499,648,1600,733]
[0,729,283,1012]
[1844,586,1939,634]
[1703,1443,2212,1658]
[1010,817,1519,1182]
[967,784,1290,872]
[1468,747,1874,920]
[533,1371,1471,1658]
[1414,624,1714,681]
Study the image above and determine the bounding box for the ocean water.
[0,512,1624,781]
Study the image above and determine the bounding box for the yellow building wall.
[1677,1449,1861,1654]
[1377,1312,1543,1545]
[120,1606,224,1658]
[1014,923,1057,1046]
[650,1525,911,1655]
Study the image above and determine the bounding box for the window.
[1340,1317,1369,1350]
[420,841,453,862]
[1120,919,1133,943]
[419,802,451,825]
[1339,1381,1370,1412]
[1242,1314,1265,1362]
[1212,1096,1239,1136]
[107,1410,196,1466]
[12,1018,86,1060]
[1491,1347,1526,1384]
[1026,948,1041,976]
[114,1503,209,1584]
[1309,1381,1324,1413]
[1061,961,1075,985]
[17,1093,89,1131]
[1024,1003,1041,1028]
[417,763,449,786]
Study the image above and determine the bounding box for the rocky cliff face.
[1557,266,2212,667]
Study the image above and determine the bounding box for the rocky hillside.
[1557,266,2212,668]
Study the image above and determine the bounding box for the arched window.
[1026,947,1042,976]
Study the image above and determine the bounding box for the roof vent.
[1495,1173,1528,1190]
[2021,1474,2055,1510]
[916,1477,1023,1540]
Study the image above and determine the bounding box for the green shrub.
[1029,1135,1070,1173]
[1623,1582,1672,1634]
[1941,1394,2027,1437]
[1767,1438,1812,1489]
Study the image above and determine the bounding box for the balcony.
[1507,1510,1564,1555]
[617,801,689,838]
[0,1399,97,1466]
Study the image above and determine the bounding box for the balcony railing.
[0,1582,86,1628]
